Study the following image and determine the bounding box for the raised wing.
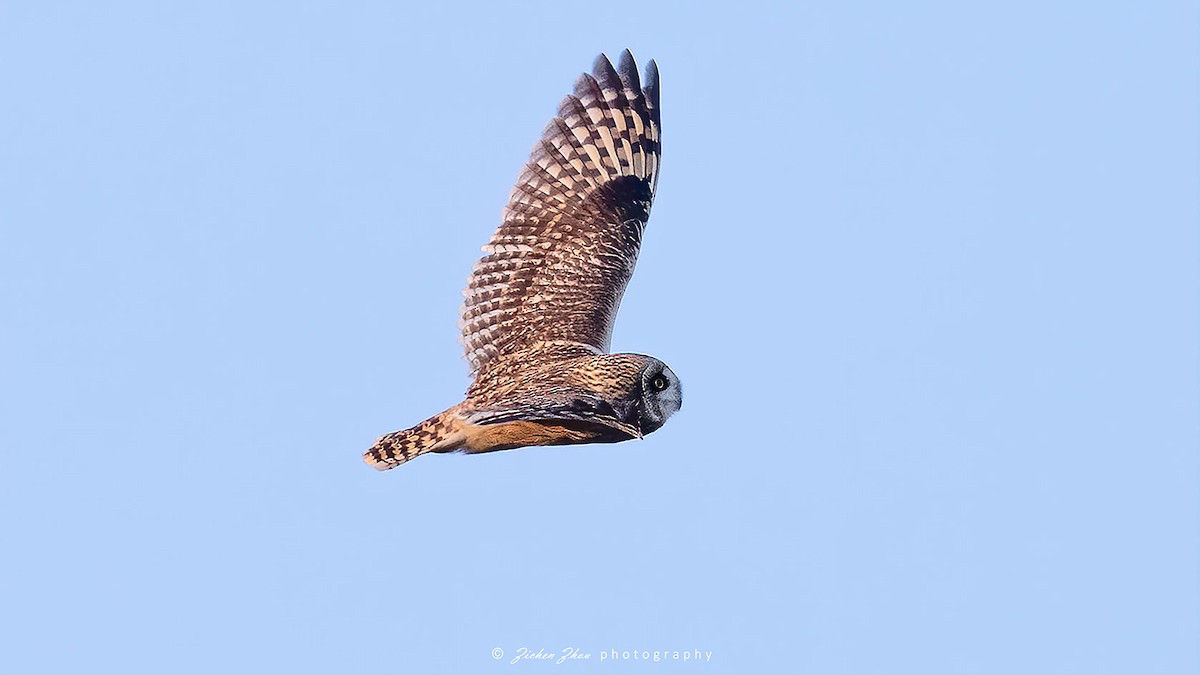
[459,50,662,386]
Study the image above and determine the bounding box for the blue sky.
[1,1,1196,673]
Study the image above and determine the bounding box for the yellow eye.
[651,374,669,392]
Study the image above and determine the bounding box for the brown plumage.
[364,51,681,471]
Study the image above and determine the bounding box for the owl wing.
[463,395,644,440]
[460,50,662,388]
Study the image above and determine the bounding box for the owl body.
[365,51,680,471]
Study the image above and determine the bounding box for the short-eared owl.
[364,50,680,471]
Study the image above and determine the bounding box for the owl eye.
[651,374,669,392]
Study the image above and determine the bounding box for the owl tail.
[363,407,467,471]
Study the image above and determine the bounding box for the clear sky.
[1,1,1196,673]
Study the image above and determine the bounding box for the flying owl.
[364,50,681,471]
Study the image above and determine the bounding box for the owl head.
[632,356,682,436]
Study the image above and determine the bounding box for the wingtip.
[616,49,641,91]
[586,50,656,100]
[644,59,660,107]
[591,51,623,93]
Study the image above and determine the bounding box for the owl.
[364,50,681,471]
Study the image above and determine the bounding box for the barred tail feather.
[363,408,466,471]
